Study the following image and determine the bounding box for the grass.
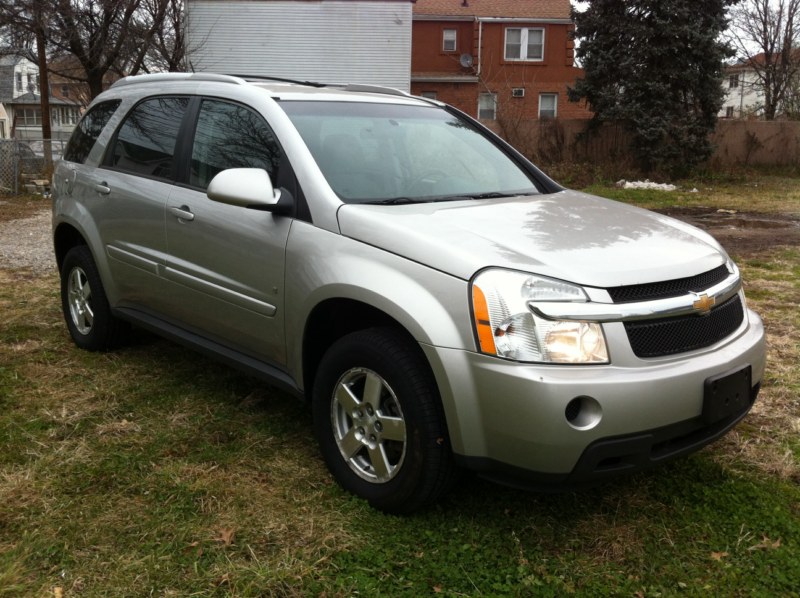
[1,177,799,596]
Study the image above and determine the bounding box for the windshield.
[279,101,539,204]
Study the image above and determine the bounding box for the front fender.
[284,221,473,386]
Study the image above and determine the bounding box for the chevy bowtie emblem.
[692,293,716,314]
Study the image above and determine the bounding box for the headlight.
[470,268,609,364]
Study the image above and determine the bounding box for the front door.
[162,98,290,365]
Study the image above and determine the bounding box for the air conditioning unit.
[511,88,525,98]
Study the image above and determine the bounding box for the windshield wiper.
[365,197,424,205]
[365,195,472,205]
[464,191,538,200]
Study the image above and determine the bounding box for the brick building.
[410,0,591,122]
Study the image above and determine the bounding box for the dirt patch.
[655,207,800,256]
[0,195,51,223]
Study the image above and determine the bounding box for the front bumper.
[421,307,765,484]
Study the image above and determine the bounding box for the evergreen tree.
[569,0,737,175]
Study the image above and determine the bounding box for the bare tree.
[0,0,186,101]
[730,0,800,119]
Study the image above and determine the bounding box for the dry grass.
[1,175,798,595]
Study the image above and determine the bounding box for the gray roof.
[9,91,80,106]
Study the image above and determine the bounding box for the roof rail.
[226,74,328,88]
[228,74,411,97]
[339,83,410,98]
[111,72,246,89]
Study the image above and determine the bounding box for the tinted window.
[63,100,121,164]
[190,100,280,189]
[110,97,189,180]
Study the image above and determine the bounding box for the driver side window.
[190,100,280,189]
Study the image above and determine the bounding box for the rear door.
[93,96,190,311]
[162,98,292,365]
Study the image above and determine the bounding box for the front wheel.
[60,245,128,351]
[313,327,456,514]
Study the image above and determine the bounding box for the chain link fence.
[0,139,66,196]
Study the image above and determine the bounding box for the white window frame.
[21,107,42,126]
[478,93,497,120]
[729,74,739,89]
[725,106,735,118]
[538,93,557,119]
[16,72,23,92]
[504,27,545,61]
[443,28,457,52]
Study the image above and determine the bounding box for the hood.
[336,190,728,287]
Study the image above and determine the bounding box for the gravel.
[0,209,57,275]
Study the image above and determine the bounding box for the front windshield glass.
[279,101,539,204]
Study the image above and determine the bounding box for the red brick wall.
[411,20,592,120]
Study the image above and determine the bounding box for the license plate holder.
[702,366,752,424]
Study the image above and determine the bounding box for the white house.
[0,56,82,140]
[185,0,413,91]
[719,61,764,119]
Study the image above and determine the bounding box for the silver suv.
[52,73,766,513]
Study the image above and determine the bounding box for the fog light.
[565,396,602,430]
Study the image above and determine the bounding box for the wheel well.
[54,224,87,271]
[302,299,422,398]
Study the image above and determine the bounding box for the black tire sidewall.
[312,327,452,514]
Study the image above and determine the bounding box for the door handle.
[169,205,195,222]
[93,182,111,195]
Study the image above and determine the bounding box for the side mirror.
[206,168,292,214]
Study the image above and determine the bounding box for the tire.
[60,245,128,351]
[312,327,456,514]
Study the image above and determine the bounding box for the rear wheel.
[313,327,456,514]
[60,245,128,351]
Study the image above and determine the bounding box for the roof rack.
[110,72,413,99]
[111,72,246,89]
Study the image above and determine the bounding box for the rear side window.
[190,99,281,189]
[109,97,189,180]
[63,100,121,164]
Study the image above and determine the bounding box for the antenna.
[459,53,474,68]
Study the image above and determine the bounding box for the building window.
[478,93,497,120]
[16,72,23,92]
[61,85,70,98]
[505,28,544,61]
[725,106,735,118]
[27,73,36,93]
[420,91,438,100]
[729,74,739,89]
[443,29,457,52]
[20,108,43,126]
[539,94,557,119]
